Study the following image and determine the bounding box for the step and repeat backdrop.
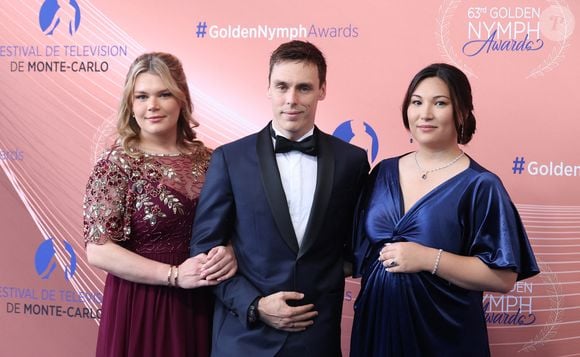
[1,0,579,356]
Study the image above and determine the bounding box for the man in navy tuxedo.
[190,40,369,356]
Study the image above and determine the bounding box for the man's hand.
[257,291,318,332]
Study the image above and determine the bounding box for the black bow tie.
[274,135,317,156]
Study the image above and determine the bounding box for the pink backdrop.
[1,0,579,355]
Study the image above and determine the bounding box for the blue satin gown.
[350,155,539,357]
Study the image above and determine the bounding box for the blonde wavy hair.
[117,52,202,154]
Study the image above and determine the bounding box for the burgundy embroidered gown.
[83,146,212,357]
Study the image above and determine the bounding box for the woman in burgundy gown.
[83,52,236,357]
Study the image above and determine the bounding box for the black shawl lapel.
[256,124,299,254]
[299,128,334,258]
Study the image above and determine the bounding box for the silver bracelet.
[431,249,443,275]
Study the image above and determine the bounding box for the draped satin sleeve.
[461,171,539,280]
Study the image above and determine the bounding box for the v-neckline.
[395,155,471,217]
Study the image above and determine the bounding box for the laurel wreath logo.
[436,0,572,79]
[526,0,572,79]
[518,262,563,352]
[436,0,478,78]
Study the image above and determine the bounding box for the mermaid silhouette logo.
[333,119,379,163]
[34,238,77,280]
[39,0,81,36]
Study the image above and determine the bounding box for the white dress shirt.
[272,127,317,247]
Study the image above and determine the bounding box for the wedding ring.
[388,260,398,268]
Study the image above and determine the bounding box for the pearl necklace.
[414,150,465,180]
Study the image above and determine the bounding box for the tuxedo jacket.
[191,123,369,356]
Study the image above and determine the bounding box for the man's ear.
[318,82,327,100]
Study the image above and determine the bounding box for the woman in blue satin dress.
[350,63,539,357]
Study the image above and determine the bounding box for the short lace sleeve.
[83,148,131,245]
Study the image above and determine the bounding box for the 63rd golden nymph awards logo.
[436,0,574,78]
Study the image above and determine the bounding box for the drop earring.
[409,135,413,144]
